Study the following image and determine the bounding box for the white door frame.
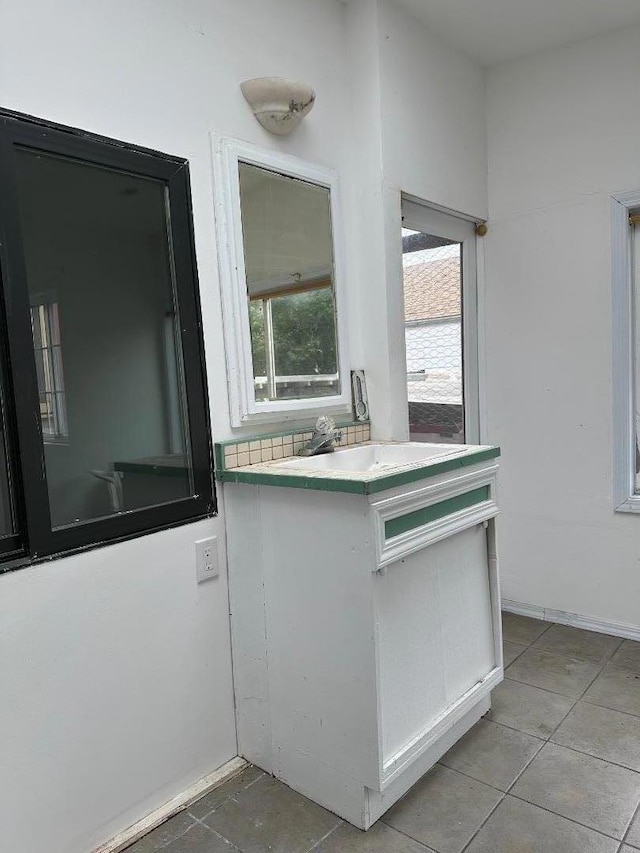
[401,198,483,444]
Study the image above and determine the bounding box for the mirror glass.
[238,162,339,403]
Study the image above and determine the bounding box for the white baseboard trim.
[502,598,640,642]
[93,756,248,853]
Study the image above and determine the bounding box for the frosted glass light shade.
[240,77,315,136]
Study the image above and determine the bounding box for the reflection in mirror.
[238,162,339,403]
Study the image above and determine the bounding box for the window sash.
[0,111,215,567]
[611,193,640,512]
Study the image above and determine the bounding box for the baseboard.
[93,756,247,853]
[502,598,640,642]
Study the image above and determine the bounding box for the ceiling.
[392,0,640,66]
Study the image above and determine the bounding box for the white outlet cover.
[196,536,219,583]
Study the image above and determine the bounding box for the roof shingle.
[403,256,461,322]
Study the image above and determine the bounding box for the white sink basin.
[278,442,469,474]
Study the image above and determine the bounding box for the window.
[612,194,640,511]
[0,110,214,568]
[30,297,68,441]
[249,285,338,401]
[213,138,351,427]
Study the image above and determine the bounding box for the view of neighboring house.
[402,234,464,441]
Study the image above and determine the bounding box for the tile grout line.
[568,635,625,702]
[188,816,244,851]
[436,734,546,798]
[379,817,459,851]
[183,771,270,852]
[437,719,640,844]
[302,819,344,853]
[380,815,470,852]
[388,738,637,853]
[504,788,634,844]
[458,792,507,853]
[503,642,529,667]
[455,720,549,853]
[621,800,640,849]
[193,773,346,853]
[501,645,640,710]
[580,696,640,720]
[497,628,640,846]
[491,712,640,775]
[485,715,548,742]
[188,770,267,822]
[492,675,581,736]
[433,761,507,796]
[501,671,598,702]
[504,634,615,693]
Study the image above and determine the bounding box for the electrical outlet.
[196,536,219,583]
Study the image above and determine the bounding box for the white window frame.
[612,191,640,512]
[400,199,482,444]
[212,136,351,428]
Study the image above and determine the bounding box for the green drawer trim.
[384,486,490,539]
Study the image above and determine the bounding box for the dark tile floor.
[125,614,640,853]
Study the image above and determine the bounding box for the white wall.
[347,0,487,439]
[0,0,496,847]
[0,1,354,851]
[0,521,235,853]
[378,0,487,220]
[485,25,640,630]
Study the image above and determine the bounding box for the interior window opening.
[0,111,215,568]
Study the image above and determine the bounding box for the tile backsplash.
[215,421,371,471]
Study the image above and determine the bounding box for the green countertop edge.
[216,446,500,496]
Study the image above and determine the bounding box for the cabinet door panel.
[375,524,495,766]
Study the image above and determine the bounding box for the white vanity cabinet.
[224,448,502,829]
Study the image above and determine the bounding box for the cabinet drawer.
[371,465,499,570]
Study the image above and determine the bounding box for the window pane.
[271,288,338,399]
[249,300,269,401]
[15,148,194,528]
[402,229,464,443]
[238,162,341,403]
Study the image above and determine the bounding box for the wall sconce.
[240,77,315,136]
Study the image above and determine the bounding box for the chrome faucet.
[298,416,342,456]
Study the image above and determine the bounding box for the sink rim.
[277,441,472,474]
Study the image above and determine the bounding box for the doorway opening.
[401,201,479,444]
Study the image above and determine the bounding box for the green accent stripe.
[215,447,500,495]
[384,486,490,539]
